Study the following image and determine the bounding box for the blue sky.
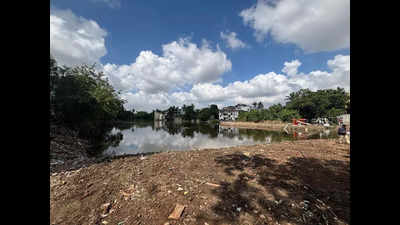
[50,0,350,111]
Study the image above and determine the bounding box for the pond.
[94,121,338,157]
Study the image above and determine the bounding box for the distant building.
[154,111,166,121]
[219,106,238,121]
[235,104,251,112]
[219,104,253,121]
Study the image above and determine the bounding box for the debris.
[236,207,242,212]
[168,204,185,220]
[184,191,189,195]
[243,152,251,157]
[101,221,108,224]
[177,187,184,191]
[205,182,221,187]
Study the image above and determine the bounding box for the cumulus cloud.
[102,38,232,94]
[50,9,107,67]
[240,0,350,52]
[220,31,248,50]
[282,60,301,77]
[121,54,349,111]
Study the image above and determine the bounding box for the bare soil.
[219,121,329,134]
[220,121,287,131]
[50,139,350,225]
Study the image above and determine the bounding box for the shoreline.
[220,121,336,133]
[51,139,350,225]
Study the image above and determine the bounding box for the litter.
[168,204,185,220]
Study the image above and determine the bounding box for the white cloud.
[121,54,349,111]
[91,0,121,9]
[102,38,232,94]
[282,60,301,77]
[49,8,349,112]
[240,0,350,52]
[220,31,248,50]
[50,9,107,67]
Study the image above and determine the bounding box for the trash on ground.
[205,182,221,187]
[168,204,185,220]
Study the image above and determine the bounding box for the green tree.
[182,104,196,121]
[51,59,125,138]
[285,88,348,120]
[278,109,301,122]
[209,104,219,120]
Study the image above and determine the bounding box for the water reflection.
[99,121,338,157]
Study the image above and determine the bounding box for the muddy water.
[98,121,338,157]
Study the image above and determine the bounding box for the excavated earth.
[50,139,350,225]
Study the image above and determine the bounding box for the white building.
[219,106,239,121]
[235,104,251,112]
[219,104,253,121]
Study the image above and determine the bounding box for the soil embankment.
[220,121,331,133]
[50,139,350,225]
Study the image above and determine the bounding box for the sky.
[50,0,350,112]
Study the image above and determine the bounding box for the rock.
[168,204,185,220]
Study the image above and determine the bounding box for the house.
[219,104,253,121]
[235,104,251,112]
[219,106,239,121]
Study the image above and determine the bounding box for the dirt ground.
[50,139,350,225]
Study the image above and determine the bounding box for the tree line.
[51,54,350,139]
[238,88,350,123]
[160,104,219,122]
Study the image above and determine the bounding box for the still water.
[99,121,338,157]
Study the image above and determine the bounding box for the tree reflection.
[86,123,124,157]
